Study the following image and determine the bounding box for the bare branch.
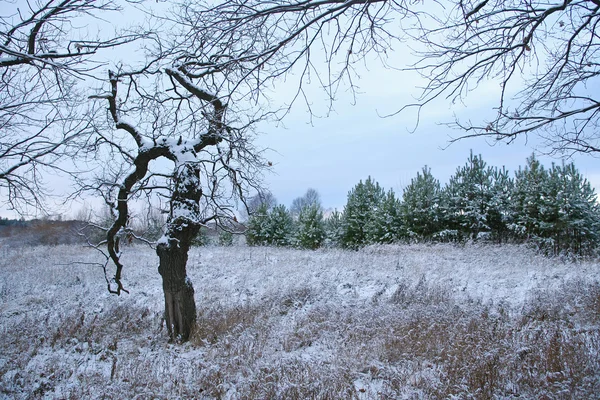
[405,0,600,155]
[0,0,147,215]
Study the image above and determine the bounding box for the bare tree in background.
[404,0,600,155]
[241,190,277,220]
[0,0,142,214]
[290,188,322,218]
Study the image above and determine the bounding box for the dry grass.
[1,244,599,399]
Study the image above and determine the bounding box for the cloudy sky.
[258,102,600,213]
[255,49,600,212]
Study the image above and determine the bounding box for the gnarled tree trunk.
[157,238,196,342]
[157,163,202,342]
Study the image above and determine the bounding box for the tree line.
[246,152,600,257]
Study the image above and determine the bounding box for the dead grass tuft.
[192,302,267,346]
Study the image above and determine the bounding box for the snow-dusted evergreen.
[245,203,271,246]
[294,204,325,249]
[401,166,442,241]
[551,162,600,255]
[246,204,295,247]
[250,153,600,257]
[366,189,404,244]
[341,177,385,248]
[267,205,295,247]
[442,151,494,241]
[512,158,600,256]
[324,209,344,247]
[511,155,547,242]
[487,166,514,243]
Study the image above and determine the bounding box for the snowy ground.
[1,243,599,399]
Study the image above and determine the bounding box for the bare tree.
[87,47,267,341]
[242,190,277,220]
[290,188,322,218]
[404,0,600,155]
[0,0,142,214]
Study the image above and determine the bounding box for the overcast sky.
[2,1,600,219]
[257,101,600,212]
[254,51,600,212]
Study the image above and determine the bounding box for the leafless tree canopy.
[4,0,598,215]
[173,0,600,156]
[0,0,141,214]
[406,0,600,155]
[168,0,421,118]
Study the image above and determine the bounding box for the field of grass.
[1,243,599,399]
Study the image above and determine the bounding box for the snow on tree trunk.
[157,163,202,342]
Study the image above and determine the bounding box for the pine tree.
[540,162,600,256]
[511,154,547,242]
[324,209,344,247]
[401,166,442,241]
[509,155,600,256]
[487,166,514,243]
[537,163,563,252]
[442,151,493,241]
[341,177,385,248]
[295,204,325,249]
[366,189,404,243]
[436,180,461,242]
[561,163,600,256]
[267,204,294,246]
[245,203,270,246]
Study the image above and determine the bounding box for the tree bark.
[157,163,203,342]
[157,238,196,342]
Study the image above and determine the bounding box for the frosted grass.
[1,243,599,398]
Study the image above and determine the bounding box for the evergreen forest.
[246,152,600,257]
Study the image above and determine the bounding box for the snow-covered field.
[1,243,599,399]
